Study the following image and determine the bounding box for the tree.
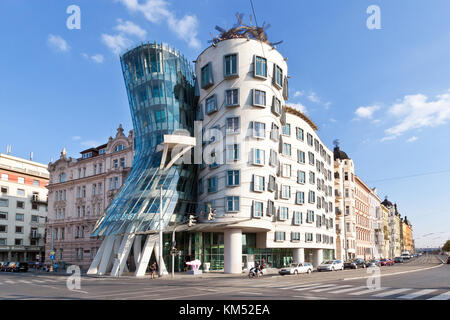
[442,240,450,252]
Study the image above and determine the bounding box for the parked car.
[279,262,313,275]
[0,261,8,271]
[16,262,29,272]
[317,260,344,272]
[344,258,366,269]
[394,257,404,263]
[366,259,381,267]
[380,259,394,266]
[6,262,19,272]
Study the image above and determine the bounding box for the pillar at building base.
[312,249,323,268]
[293,248,305,264]
[224,229,242,274]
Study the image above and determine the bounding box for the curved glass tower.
[92,43,196,237]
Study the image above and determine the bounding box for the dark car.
[446,257,450,264]
[17,262,29,272]
[394,257,404,263]
[366,259,381,267]
[344,259,366,269]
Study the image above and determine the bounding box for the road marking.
[238,292,263,295]
[310,285,341,292]
[372,288,411,298]
[293,295,327,300]
[279,283,323,290]
[4,280,15,284]
[17,280,31,284]
[294,284,335,291]
[427,291,450,300]
[343,263,443,281]
[348,287,389,296]
[397,289,438,299]
[328,286,366,294]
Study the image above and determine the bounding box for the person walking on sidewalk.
[149,262,157,279]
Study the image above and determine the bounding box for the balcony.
[31,194,47,204]
[29,232,43,240]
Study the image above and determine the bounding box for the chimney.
[30,152,34,161]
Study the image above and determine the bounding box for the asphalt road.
[0,254,448,300]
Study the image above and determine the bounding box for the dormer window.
[82,152,92,159]
[99,148,106,155]
[115,144,124,152]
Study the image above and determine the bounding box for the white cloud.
[72,136,81,141]
[101,33,132,55]
[47,34,70,52]
[329,118,337,123]
[293,90,304,98]
[307,92,320,103]
[82,53,105,63]
[291,103,307,114]
[117,0,201,49]
[355,105,380,119]
[384,91,450,138]
[406,136,418,143]
[81,140,101,148]
[115,19,147,39]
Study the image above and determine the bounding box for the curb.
[342,263,443,281]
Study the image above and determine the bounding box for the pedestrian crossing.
[271,282,450,300]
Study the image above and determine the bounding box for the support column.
[111,234,135,277]
[312,249,323,268]
[154,242,168,275]
[97,236,116,276]
[7,250,11,261]
[224,229,242,274]
[87,237,108,275]
[135,234,157,277]
[133,235,142,266]
[293,248,305,264]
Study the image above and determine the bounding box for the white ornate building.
[45,125,134,270]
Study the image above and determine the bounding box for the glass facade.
[92,43,196,237]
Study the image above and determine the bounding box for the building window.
[273,64,283,89]
[275,231,286,242]
[291,232,301,242]
[253,149,265,166]
[224,54,238,77]
[305,233,313,242]
[207,176,218,193]
[115,144,124,152]
[18,177,24,184]
[253,201,264,218]
[0,212,7,220]
[15,226,23,233]
[1,187,7,194]
[120,158,125,168]
[0,238,6,245]
[306,210,315,223]
[226,170,240,187]
[226,144,240,162]
[296,127,304,141]
[308,152,315,165]
[269,149,278,167]
[205,95,218,114]
[296,191,305,205]
[268,175,276,192]
[17,189,25,197]
[254,55,267,78]
[197,178,203,195]
[281,185,291,199]
[253,121,266,138]
[282,123,291,136]
[272,96,282,116]
[31,215,39,222]
[309,171,316,184]
[113,159,119,169]
[15,213,24,221]
[16,201,24,209]
[253,175,265,192]
[226,117,240,134]
[1,174,8,181]
[267,199,275,216]
[225,89,239,107]
[297,150,305,164]
[253,89,266,107]
[226,196,239,212]
[99,148,106,155]
[293,212,302,225]
[201,62,214,89]
[282,143,291,156]
[0,199,8,207]
[308,190,316,203]
[270,123,279,141]
[281,164,291,177]
[307,133,313,146]
[15,239,23,245]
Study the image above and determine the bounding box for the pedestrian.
[54,262,58,273]
[149,262,157,279]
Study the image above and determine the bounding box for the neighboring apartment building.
[45,125,134,270]
[381,203,390,258]
[0,153,48,262]
[369,188,383,259]
[354,176,372,260]
[383,198,403,258]
[333,145,357,261]
[401,216,413,253]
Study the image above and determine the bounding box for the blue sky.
[0,0,449,247]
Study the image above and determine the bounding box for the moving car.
[344,258,366,269]
[380,259,394,266]
[394,257,404,263]
[317,260,344,272]
[279,262,314,275]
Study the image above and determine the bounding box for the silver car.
[317,260,344,272]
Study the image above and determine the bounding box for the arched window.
[115,144,125,152]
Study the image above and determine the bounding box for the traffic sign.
[36,254,40,260]
[50,254,55,260]
[50,250,55,256]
